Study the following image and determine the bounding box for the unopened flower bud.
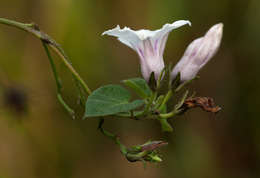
[125,141,167,162]
[171,23,223,81]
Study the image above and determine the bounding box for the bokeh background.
[0,0,259,178]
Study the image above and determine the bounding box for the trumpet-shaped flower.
[102,20,191,81]
[171,23,223,82]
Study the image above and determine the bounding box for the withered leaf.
[182,97,221,113]
[141,141,168,151]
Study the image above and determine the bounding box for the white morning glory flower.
[102,20,191,81]
[171,23,223,82]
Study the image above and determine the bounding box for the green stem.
[175,76,199,92]
[0,18,49,42]
[140,92,157,117]
[0,17,91,96]
[42,42,62,91]
[158,90,172,111]
[42,42,75,117]
[57,94,75,118]
[98,119,127,155]
[159,110,176,119]
[0,18,36,33]
[49,45,91,95]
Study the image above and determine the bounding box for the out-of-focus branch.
[0,17,92,117]
[0,17,92,96]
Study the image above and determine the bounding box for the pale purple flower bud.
[171,23,223,82]
[102,20,191,81]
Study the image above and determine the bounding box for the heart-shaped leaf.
[123,78,152,99]
[84,85,144,118]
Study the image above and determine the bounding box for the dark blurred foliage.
[3,86,28,114]
[0,0,259,178]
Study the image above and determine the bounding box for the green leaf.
[116,110,143,117]
[84,85,144,118]
[123,78,152,99]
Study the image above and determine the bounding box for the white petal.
[171,38,203,80]
[152,20,191,56]
[153,20,191,38]
[102,20,191,81]
[195,23,223,68]
[102,25,141,49]
[134,20,191,40]
[102,20,191,51]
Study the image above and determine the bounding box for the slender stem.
[49,45,91,95]
[0,17,92,96]
[57,94,75,118]
[0,17,35,32]
[139,92,157,117]
[42,42,75,117]
[158,90,172,111]
[98,119,127,155]
[159,110,176,119]
[42,42,62,91]
[0,18,48,42]
[175,76,199,92]
[153,95,164,110]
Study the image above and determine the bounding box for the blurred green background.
[0,0,259,178]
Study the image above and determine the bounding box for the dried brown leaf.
[182,97,221,113]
